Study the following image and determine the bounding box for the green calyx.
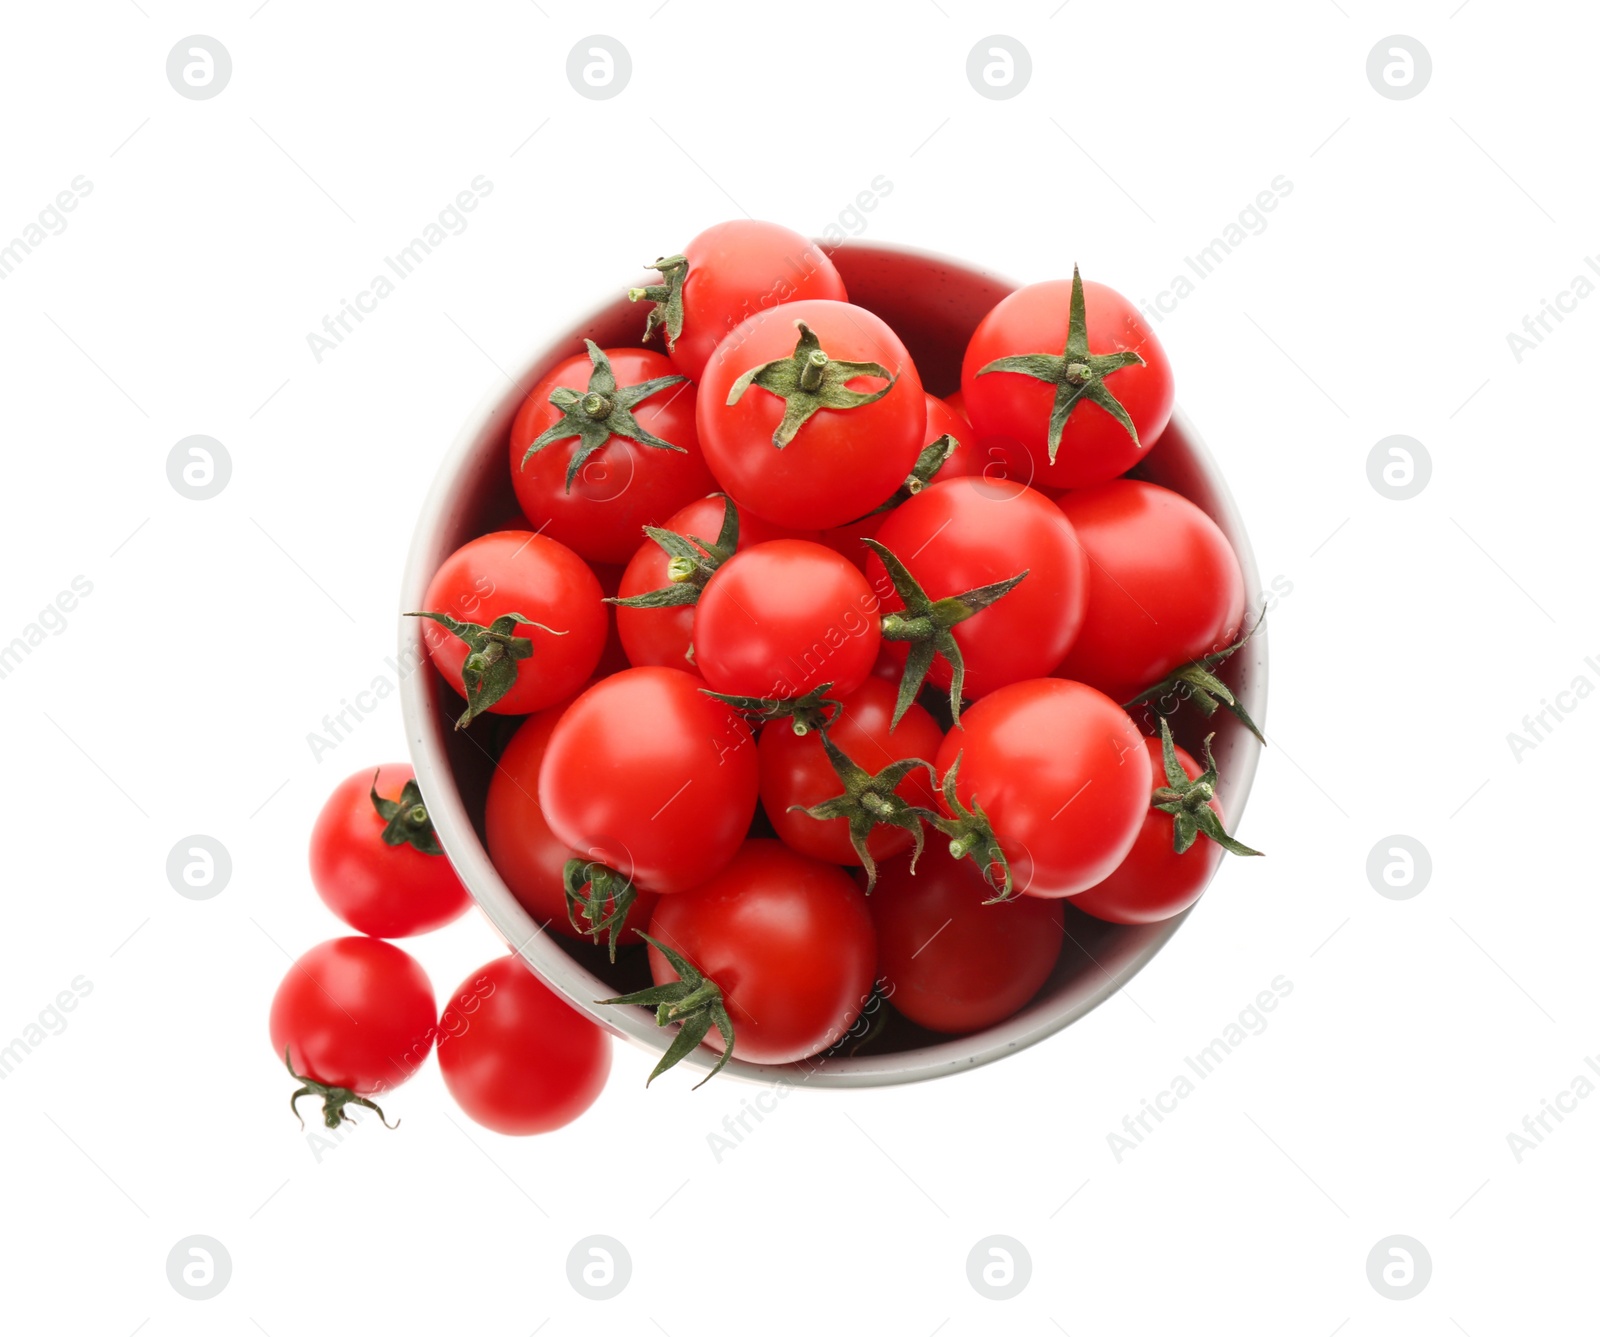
[726,320,897,449]
[597,934,734,1088]
[628,253,689,349]
[561,858,640,963]
[1152,718,1264,858]
[863,536,1028,730]
[406,610,564,729]
[702,682,840,737]
[1123,604,1267,744]
[521,339,687,489]
[789,729,938,892]
[369,772,443,856]
[285,1048,398,1131]
[925,752,1013,903]
[852,433,960,522]
[607,494,739,612]
[976,264,1145,465]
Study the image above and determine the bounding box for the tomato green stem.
[725,320,897,449]
[561,858,640,962]
[607,495,741,612]
[284,1048,398,1131]
[1151,718,1264,857]
[369,773,444,856]
[1123,603,1268,744]
[597,934,734,1088]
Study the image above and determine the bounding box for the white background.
[1,1,1595,1332]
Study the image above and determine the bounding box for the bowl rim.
[399,238,1268,1089]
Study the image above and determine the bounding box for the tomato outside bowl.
[400,240,1268,1089]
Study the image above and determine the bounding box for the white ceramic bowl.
[400,240,1268,1088]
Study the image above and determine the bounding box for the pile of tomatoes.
[270,219,1264,1130]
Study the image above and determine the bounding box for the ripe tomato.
[539,667,759,894]
[933,678,1150,899]
[437,956,611,1135]
[943,389,968,420]
[629,219,848,382]
[269,937,435,1126]
[613,493,795,674]
[485,702,659,946]
[695,539,881,702]
[309,764,469,938]
[865,478,1088,706]
[961,269,1174,489]
[1053,481,1245,704]
[510,344,713,565]
[870,844,1063,1034]
[413,530,607,725]
[643,840,876,1066]
[697,300,926,529]
[760,677,942,872]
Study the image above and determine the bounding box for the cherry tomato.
[934,678,1150,899]
[485,703,659,943]
[414,530,607,723]
[866,478,1088,704]
[437,956,611,1135]
[1069,735,1222,924]
[644,840,876,1065]
[510,344,713,565]
[760,677,942,868]
[629,219,848,382]
[943,389,968,420]
[309,764,470,938]
[270,937,435,1123]
[697,299,926,529]
[961,271,1174,489]
[614,494,796,674]
[588,562,633,679]
[1054,481,1245,703]
[871,844,1063,1034]
[539,667,759,894]
[695,539,881,701]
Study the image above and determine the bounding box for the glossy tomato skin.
[760,678,942,867]
[509,348,713,565]
[1053,481,1245,703]
[655,221,848,383]
[871,844,1064,1034]
[943,389,967,420]
[698,299,926,529]
[614,494,798,674]
[539,667,758,894]
[1070,737,1224,924]
[417,530,607,716]
[866,478,1088,702]
[645,840,876,1065]
[695,539,881,701]
[309,764,469,938]
[437,956,611,1135]
[485,704,659,942]
[935,679,1150,898]
[961,278,1174,489]
[269,937,435,1095]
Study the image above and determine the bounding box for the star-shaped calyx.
[700,682,841,737]
[976,264,1146,464]
[285,1047,398,1131]
[1123,605,1267,745]
[607,494,739,612]
[561,858,641,963]
[597,934,734,1088]
[726,321,897,448]
[1151,718,1263,857]
[521,339,687,489]
[628,253,689,348]
[405,610,563,729]
[369,772,443,856]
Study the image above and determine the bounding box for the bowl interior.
[400,240,1267,1088]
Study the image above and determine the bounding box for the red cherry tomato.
[644,840,877,1065]
[760,677,942,868]
[943,388,968,420]
[415,530,607,721]
[270,937,435,1118]
[309,764,470,938]
[866,478,1088,703]
[631,220,848,383]
[436,956,611,1135]
[961,274,1174,489]
[588,562,633,679]
[613,494,797,674]
[695,539,882,701]
[934,678,1150,899]
[1054,481,1246,703]
[871,844,1064,1035]
[1070,736,1224,924]
[697,299,927,529]
[539,667,759,894]
[510,346,713,565]
[485,704,659,943]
